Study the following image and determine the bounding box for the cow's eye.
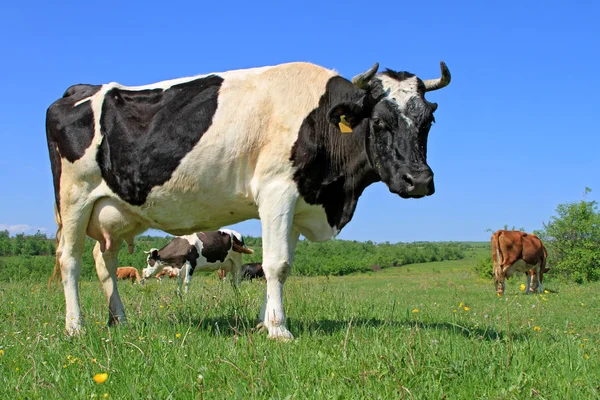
[372,117,387,130]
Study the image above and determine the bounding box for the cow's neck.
[290,77,379,231]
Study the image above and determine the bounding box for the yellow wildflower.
[459,302,463,308]
[520,284,526,291]
[585,354,590,359]
[533,326,541,331]
[463,307,470,311]
[543,290,549,294]
[581,303,585,307]
[0,349,4,356]
[63,364,67,369]
[176,333,181,339]
[92,358,97,363]
[412,309,419,313]
[15,367,19,371]
[93,373,109,384]
[103,394,109,399]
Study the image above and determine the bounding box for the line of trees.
[0,233,466,281]
[0,230,55,256]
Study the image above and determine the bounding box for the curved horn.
[423,61,451,92]
[352,62,379,89]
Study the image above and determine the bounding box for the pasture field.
[1,256,599,399]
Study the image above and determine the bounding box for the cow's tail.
[48,203,63,288]
[491,231,504,280]
[541,243,549,273]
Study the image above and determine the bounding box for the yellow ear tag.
[338,115,352,133]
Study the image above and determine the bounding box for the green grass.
[1,257,599,399]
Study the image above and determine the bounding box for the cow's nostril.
[402,173,414,187]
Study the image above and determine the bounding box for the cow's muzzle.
[401,169,434,198]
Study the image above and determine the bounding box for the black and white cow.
[46,61,451,339]
[142,229,253,294]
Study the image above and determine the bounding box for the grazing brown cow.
[491,230,549,294]
[116,267,143,285]
[156,266,180,281]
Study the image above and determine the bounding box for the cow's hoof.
[65,320,85,336]
[267,326,294,342]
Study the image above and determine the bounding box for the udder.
[86,197,149,253]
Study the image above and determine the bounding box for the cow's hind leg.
[56,203,95,335]
[93,242,127,326]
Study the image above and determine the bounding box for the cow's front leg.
[256,186,299,340]
[529,269,541,294]
[93,242,127,326]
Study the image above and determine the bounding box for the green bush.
[536,188,600,283]
[473,257,493,279]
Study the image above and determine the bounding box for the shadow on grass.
[294,318,530,342]
[163,313,530,342]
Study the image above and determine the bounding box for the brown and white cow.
[491,230,549,294]
[116,266,143,284]
[142,229,253,294]
[46,60,450,339]
[155,266,180,281]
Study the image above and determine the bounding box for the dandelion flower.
[176,333,181,339]
[581,303,585,307]
[585,354,590,359]
[93,373,109,384]
[463,307,470,311]
[544,290,549,294]
[459,302,463,308]
[103,394,109,399]
[520,284,526,291]
[533,326,541,331]
[0,349,4,356]
[412,309,419,313]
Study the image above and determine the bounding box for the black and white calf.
[46,60,450,339]
[142,229,253,294]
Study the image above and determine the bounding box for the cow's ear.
[151,249,159,258]
[326,101,367,128]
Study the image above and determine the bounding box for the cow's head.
[327,61,451,198]
[220,229,254,254]
[142,248,164,279]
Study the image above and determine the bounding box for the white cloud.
[0,224,49,235]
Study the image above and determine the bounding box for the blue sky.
[0,0,598,242]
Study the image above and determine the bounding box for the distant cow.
[491,230,549,294]
[241,263,264,281]
[46,60,451,338]
[156,266,180,281]
[142,229,253,294]
[116,267,143,285]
